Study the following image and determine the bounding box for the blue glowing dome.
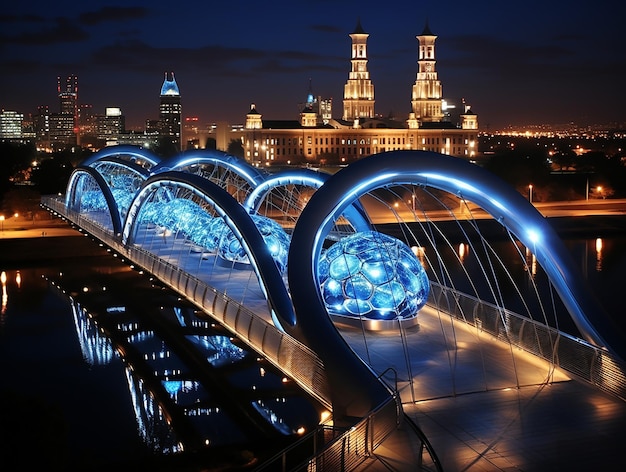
[217,215,291,273]
[318,231,429,320]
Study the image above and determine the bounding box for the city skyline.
[1,1,624,130]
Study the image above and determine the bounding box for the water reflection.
[596,237,603,272]
[45,268,323,464]
[1,271,7,318]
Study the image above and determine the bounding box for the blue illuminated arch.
[286,150,620,420]
[151,149,267,189]
[90,156,151,180]
[243,168,372,231]
[66,166,123,236]
[288,150,616,354]
[122,171,296,331]
[80,144,161,169]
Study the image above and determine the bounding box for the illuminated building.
[411,21,444,122]
[159,72,182,151]
[95,108,126,144]
[53,75,78,147]
[237,20,479,166]
[0,110,24,139]
[343,19,375,121]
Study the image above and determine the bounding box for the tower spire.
[342,19,375,121]
[411,21,443,122]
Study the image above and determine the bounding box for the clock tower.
[411,21,444,123]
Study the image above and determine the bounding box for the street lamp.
[528,184,533,203]
[597,186,603,199]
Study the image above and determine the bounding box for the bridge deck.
[41,205,625,471]
[146,231,626,471]
[350,308,626,471]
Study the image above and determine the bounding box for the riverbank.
[2,214,625,266]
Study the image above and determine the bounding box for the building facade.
[54,75,79,148]
[236,21,479,166]
[0,110,24,139]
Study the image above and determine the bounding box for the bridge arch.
[65,165,123,236]
[243,168,372,231]
[122,171,296,331]
[80,144,161,169]
[151,149,267,196]
[287,149,619,421]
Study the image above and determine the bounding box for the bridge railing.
[41,197,334,409]
[43,196,446,470]
[44,196,626,403]
[428,282,626,401]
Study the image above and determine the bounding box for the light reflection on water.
[0,261,323,469]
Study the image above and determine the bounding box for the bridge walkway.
[347,306,626,471]
[41,201,626,471]
[144,232,626,471]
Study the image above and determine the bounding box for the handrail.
[402,413,444,472]
[427,282,626,401]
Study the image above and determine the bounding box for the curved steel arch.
[151,149,267,189]
[81,144,161,168]
[122,171,296,331]
[243,168,372,231]
[91,156,151,180]
[287,150,622,421]
[65,166,123,236]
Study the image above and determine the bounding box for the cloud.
[87,39,343,78]
[79,7,150,25]
[7,18,89,45]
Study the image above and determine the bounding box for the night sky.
[1,1,624,130]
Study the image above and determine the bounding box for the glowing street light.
[528,184,533,203]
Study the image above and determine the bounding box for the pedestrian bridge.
[42,146,626,471]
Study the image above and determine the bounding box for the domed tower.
[245,103,262,129]
[343,19,375,121]
[411,21,444,123]
[301,80,319,127]
[159,71,182,150]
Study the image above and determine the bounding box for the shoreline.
[1,214,625,266]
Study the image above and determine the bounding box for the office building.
[159,72,182,151]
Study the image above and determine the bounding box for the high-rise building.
[33,105,51,150]
[58,75,78,118]
[159,72,182,151]
[53,75,78,148]
[0,110,24,139]
[343,19,375,121]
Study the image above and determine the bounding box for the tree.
[227,139,244,158]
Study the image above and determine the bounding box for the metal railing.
[428,282,626,401]
[254,394,404,472]
[42,196,444,470]
[42,195,626,471]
